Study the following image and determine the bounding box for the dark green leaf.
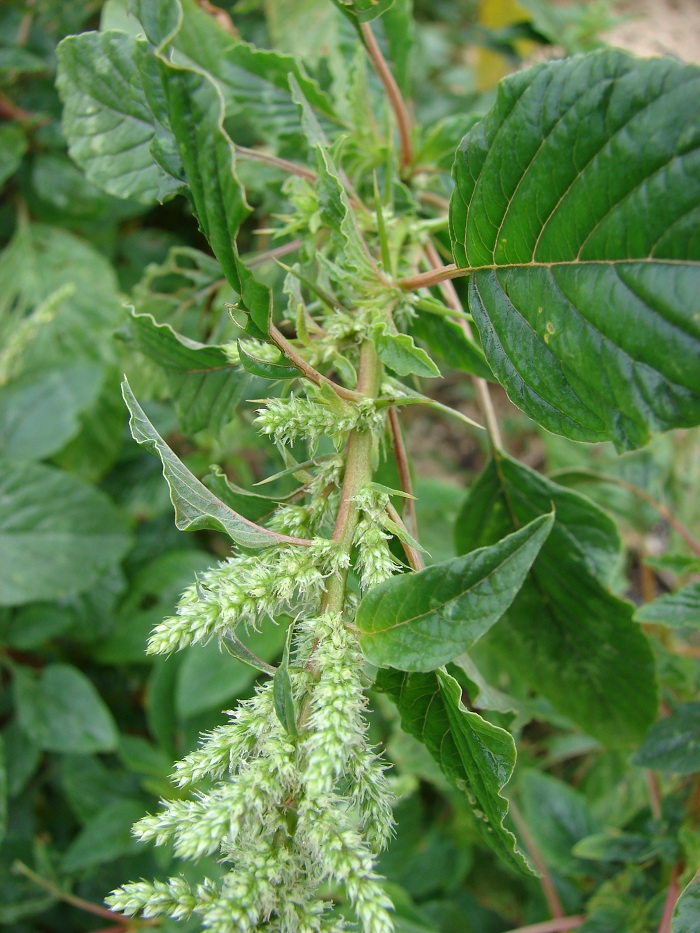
[238,342,300,380]
[519,770,600,877]
[0,364,103,461]
[632,703,700,774]
[122,377,309,548]
[0,460,131,606]
[61,800,145,872]
[56,31,182,203]
[409,312,493,381]
[573,832,661,865]
[357,513,553,671]
[377,667,532,874]
[450,50,700,450]
[635,583,700,629]
[0,123,27,187]
[273,623,298,735]
[14,664,119,754]
[0,736,6,847]
[455,454,657,746]
[1,721,40,798]
[673,869,700,933]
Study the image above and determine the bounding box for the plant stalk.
[360,22,413,170]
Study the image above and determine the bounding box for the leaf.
[56,31,183,203]
[371,324,441,378]
[0,123,27,187]
[409,312,493,381]
[332,0,397,25]
[376,667,532,874]
[176,625,285,718]
[203,465,283,523]
[519,770,600,878]
[635,583,700,629]
[632,703,700,774]
[673,869,700,933]
[14,663,119,754]
[61,800,146,872]
[0,460,131,606]
[357,513,553,671]
[126,310,247,434]
[316,147,373,274]
[273,624,298,735]
[0,364,103,461]
[449,50,700,451]
[122,377,310,548]
[454,454,657,746]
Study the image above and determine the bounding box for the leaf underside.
[450,50,700,451]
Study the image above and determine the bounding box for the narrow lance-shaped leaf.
[356,512,553,671]
[376,666,533,874]
[449,50,700,451]
[121,377,310,549]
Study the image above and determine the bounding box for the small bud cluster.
[353,488,403,591]
[107,612,395,932]
[268,458,343,538]
[147,539,347,655]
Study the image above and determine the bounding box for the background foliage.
[1,0,699,931]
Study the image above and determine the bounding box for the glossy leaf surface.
[377,667,532,874]
[450,50,700,450]
[455,454,657,746]
[357,513,553,670]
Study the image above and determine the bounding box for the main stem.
[323,340,383,615]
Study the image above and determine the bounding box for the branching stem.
[269,322,364,403]
[388,406,420,547]
[360,23,413,170]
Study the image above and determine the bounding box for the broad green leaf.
[0,460,131,606]
[455,454,657,746]
[95,550,214,664]
[450,50,700,451]
[632,703,700,774]
[56,31,183,203]
[126,311,246,434]
[14,664,119,754]
[332,0,397,25]
[370,324,441,378]
[635,583,700,629]
[61,800,145,872]
[377,667,532,874]
[316,147,373,274]
[357,513,553,671]
[0,603,77,650]
[574,832,661,865]
[176,625,286,718]
[673,869,700,933]
[0,223,123,374]
[0,123,27,187]
[519,770,600,878]
[122,377,308,548]
[60,753,140,823]
[0,364,103,461]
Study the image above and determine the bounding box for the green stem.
[322,341,383,615]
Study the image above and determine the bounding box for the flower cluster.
[147,539,347,655]
[107,613,395,932]
[255,391,383,452]
[353,488,403,591]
